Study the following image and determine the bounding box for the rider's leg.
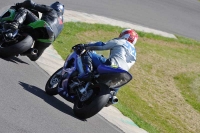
[6,8,38,38]
[12,7,38,26]
[4,8,27,38]
[78,51,107,79]
[88,51,107,69]
[9,8,27,29]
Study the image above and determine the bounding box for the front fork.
[76,55,85,77]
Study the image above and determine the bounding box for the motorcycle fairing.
[58,66,75,102]
[28,20,54,43]
[58,52,77,101]
[97,65,132,88]
[0,9,16,22]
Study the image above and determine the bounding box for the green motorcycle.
[0,8,47,58]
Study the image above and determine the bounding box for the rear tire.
[73,83,110,119]
[0,35,33,58]
[45,67,63,96]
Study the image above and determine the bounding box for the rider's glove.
[72,44,87,50]
[15,3,23,9]
[72,44,87,55]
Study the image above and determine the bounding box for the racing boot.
[11,7,27,28]
[4,8,27,39]
[4,21,19,39]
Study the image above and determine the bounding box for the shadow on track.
[0,56,29,65]
[18,81,85,120]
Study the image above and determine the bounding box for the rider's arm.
[16,0,53,13]
[85,39,120,51]
[32,4,53,13]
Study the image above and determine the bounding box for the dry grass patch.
[76,30,118,43]
[124,37,200,133]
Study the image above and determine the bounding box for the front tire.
[45,67,63,95]
[73,83,110,119]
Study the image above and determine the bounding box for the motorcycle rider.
[7,0,64,61]
[76,29,138,96]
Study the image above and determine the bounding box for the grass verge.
[53,22,200,133]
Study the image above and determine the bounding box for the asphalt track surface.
[0,0,199,133]
[0,57,123,133]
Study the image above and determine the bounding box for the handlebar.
[72,45,87,56]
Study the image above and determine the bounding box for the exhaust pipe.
[31,49,38,55]
[112,96,118,104]
[105,94,118,107]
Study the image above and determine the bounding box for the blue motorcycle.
[45,45,132,119]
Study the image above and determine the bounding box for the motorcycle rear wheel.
[73,83,110,119]
[45,67,63,96]
[0,35,33,58]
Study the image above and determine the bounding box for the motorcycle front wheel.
[45,67,63,96]
[73,83,110,119]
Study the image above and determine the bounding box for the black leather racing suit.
[11,4,64,61]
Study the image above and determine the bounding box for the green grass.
[53,22,123,59]
[114,86,160,133]
[174,72,200,112]
[53,22,200,133]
